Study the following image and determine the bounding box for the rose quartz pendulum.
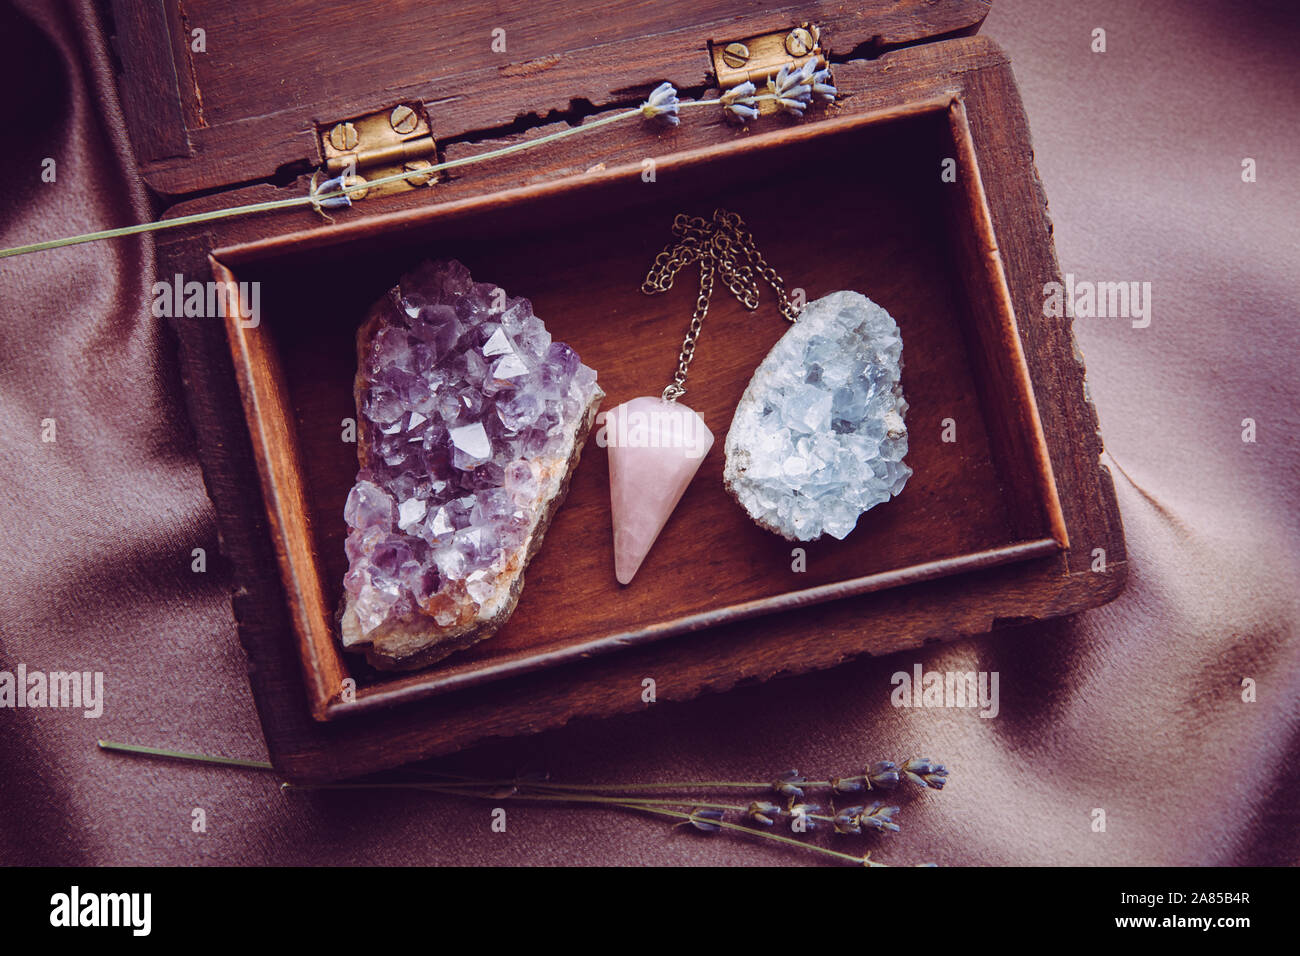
[604,396,714,584]
[615,209,794,584]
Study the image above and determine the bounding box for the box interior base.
[223,103,1063,715]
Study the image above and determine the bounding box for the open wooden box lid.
[110,0,992,198]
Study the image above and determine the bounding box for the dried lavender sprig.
[0,94,710,260]
[407,759,940,796]
[2,76,839,260]
[97,744,939,799]
[288,777,884,840]
[95,743,931,865]
[286,780,882,865]
[336,778,903,838]
[297,779,848,826]
[529,787,875,834]
[423,771,927,835]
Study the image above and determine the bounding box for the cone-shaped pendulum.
[605,396,714,584]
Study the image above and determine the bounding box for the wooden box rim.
[213,94,1073,721]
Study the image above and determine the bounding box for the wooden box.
[111,0,1126,782]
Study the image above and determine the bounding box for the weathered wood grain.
[108,0,992,196]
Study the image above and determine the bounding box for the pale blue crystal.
[723,291,911,541]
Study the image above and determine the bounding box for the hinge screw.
[720,42,750,68]
[403,159,436,187]
[328,122,359,151]
[341,173,369,201]
[785,27,815,57]
[389,105,420,134]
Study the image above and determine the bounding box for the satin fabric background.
[1,0,1296,865]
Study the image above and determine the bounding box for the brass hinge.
[319,104,439,200]
[710,23,828,115]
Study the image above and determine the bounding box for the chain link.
[642,209,800,402]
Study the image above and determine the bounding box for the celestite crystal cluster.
[723,291,911,541]
[340,259,603,668]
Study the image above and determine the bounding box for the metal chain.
[642,209,800,402]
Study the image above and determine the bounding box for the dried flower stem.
[97,738,274,771]
[0,98,729,261]
[309,778,835,823]
[98,742,925,865]
[413,770,897,793]
[411,774,863,824]
[413,771,780,791]
[285,779,734,809]
[95,743,930,801]
[285,780,870,866]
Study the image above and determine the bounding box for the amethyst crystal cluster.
[339,259,603,669]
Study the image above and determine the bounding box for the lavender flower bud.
[685,807,725,832]
[772,770,806,800]
[832,775,866,794]
[311,174,353,210]
[811,68,837,103]
[902,758,948,790]
[745,801,783,826]
[720,81,759,122]
[860,801,901,833]
[833,806,865,835]
[640,82,681,125]
[867,760,901,790]
[768,61,815,117]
